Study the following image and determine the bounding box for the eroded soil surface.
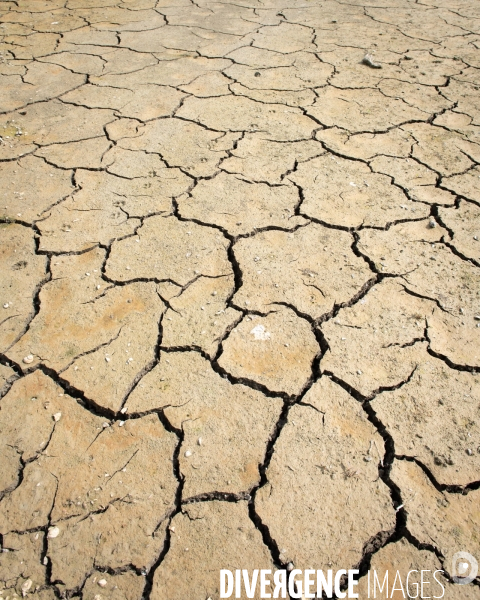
[0,0,480,597]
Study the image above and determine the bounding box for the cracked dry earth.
[1,0,480,598]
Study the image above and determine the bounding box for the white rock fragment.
[120,406,127,414]
[21,579,32,596]
[23,354,34,364]
[184,450,192,457]
[98,579,107,588]
[53,412,62,422]
[47,526,60,539]
[362,54,382,68]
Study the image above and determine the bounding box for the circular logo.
[452,552,478,585]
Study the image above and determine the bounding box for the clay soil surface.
[1,0,480,598]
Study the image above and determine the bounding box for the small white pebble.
[118,421,125,427]
[357,370,362,375]
[120,406,127,414]
[105,356,110,362]
[98,579,107,588]
[197,437,202,446]
[466,449,473,456]
[85,272,90,276]
[184,450,192,457]
[3,303,8,309]
[21,579,32,595]
[53,412,61,422]
[23,354,34,364]
[103,422,109,428]
[47,526,60,539]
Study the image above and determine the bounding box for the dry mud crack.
[1,0,480,598]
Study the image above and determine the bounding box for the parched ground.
[0,0,480,598]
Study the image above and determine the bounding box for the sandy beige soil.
[0,0,479,597]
